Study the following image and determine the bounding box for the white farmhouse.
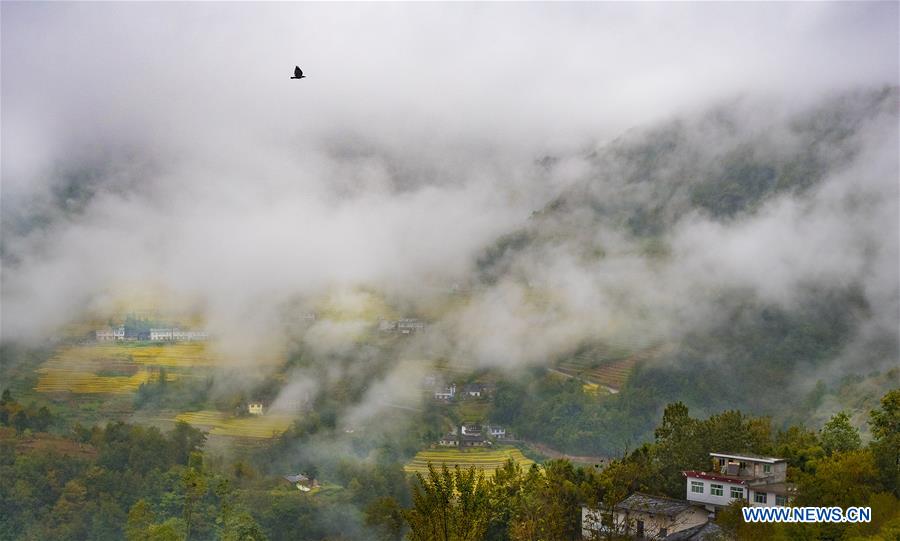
[683,452,792,512]
[96,326,126,341]
[149,328,208,342]
[434,383,456,401]
[248,402,265,415]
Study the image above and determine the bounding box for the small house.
[396,318,426,334]
[434,383,456,401]
[582,493,709,540]
[282,473,317,492]
[438,432,459,447]
[96,326,125,341]
[461,383,485,398]
[248,402,264,416]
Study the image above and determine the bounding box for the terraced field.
[175,411,294,439]
[557,344,665,391]
[35,368,158,394]
[50,343,220,368]
[404,447,534,478]
[33,343,211,395]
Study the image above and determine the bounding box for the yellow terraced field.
[34,343,204,395]
[175,411,294,439]
[48,343,220,368]
[35,369,156,394]
[404,447,534,478]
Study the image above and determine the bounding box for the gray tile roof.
[615,493,697,517]
[663,522,726,540]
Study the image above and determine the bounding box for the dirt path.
[523,439,611,467]
[547,368,619,394]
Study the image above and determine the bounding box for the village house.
[247,402,264,416]
[397,318,426,334]
[460,422,480,436]
[485,425,508,439]
[582,493,709,540]
[683,452,792,512]
[378,318,427,334]
[437,424,489,448]
[438,431,459,447]
[461,383,486,399]
[148,328,208,342]
[459,423,488,447]
[282,473,318,492]
[96,326,126,341]
[434,383,456,401]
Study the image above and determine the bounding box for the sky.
[1,2,898,397]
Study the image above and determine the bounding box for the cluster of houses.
[430,381,494,401]
[95,325,208,342]
[437,422,510,448]
[378,318,427,335]
[147,328,209,341]
[95,326,127,341]
[582,452,794,540]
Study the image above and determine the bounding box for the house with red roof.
[683,452,794,512]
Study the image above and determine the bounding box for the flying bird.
[291,66,306,79]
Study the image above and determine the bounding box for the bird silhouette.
[291,66,306,79]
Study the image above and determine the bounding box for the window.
[710,484,724,496]
[730,486,744,499]
[659,528,667,537]
[635,520,644,537]
[776,495,786,506]
[763,464,772,474]
[691,481,704,494]
[754,492,768,504]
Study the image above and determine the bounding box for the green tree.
[221,510,268,541]
[869,389,900,496]
[182,452,209,541]
[821,411,861,455]
[404,464,490,541]
[797,449,880,508]
[365,496,405,541]
[126,499,156,541]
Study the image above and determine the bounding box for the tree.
[821,411,861,455]
[169,421,207,466]
[365,496,405,541]
[404,464,490,541]
[221,510,268,541]
[182,452,209,541]
[797,449,880,508]
[126,499,156,541]
[869,389,900,496]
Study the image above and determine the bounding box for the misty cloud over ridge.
[2,0,898,400]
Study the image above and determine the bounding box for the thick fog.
[2,1,898,413]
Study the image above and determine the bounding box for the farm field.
[34,343,200,395]
[174,410,294,439]
[49,343,221,368]
[404,447,534,478]
[556,343,667,391]
[36,368,160,394]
